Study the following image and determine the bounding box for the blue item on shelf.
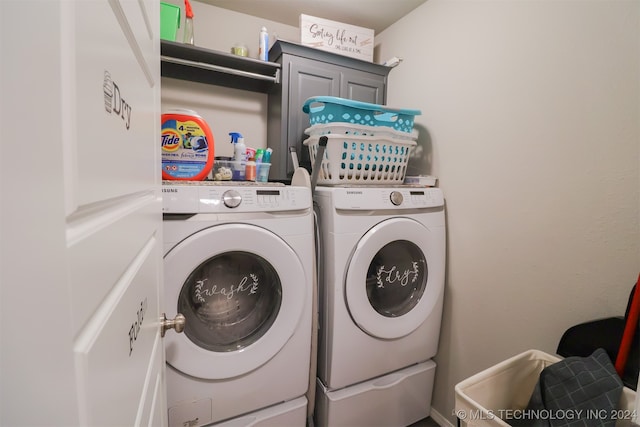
[302,96,421,133]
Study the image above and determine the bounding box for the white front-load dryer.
[162,182,313,427]
[313,186,446,427]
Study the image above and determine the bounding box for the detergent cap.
[264,148,273,163]
[184,0,194,19]
[183,0,194,44]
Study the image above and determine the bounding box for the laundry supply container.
[303,133,415,185]
[454,349,637,427]
[211,159,271,182]
[301,97,421,185]
[304,122,418,141]
[302,96,420,134]
[160,3,180,41]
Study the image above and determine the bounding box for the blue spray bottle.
[229,132,247,162]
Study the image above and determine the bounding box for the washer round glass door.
[163,223,306,380]
[345,217,441,339]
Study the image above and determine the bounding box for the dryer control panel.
[320,187,444,211]
[162,183,311,213]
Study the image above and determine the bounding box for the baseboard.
[430,408,455,427]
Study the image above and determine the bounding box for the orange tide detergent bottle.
[161,109,215,181]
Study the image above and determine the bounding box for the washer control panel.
[162,183,311,213]
[322,187,444,211]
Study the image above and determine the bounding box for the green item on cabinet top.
[160,2,180,42]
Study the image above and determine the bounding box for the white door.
[0,1,170,426]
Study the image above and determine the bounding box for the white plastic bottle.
[183,0,194,45]
[259,26,269,61]
[234,136,247,163]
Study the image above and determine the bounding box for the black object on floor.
[556,284,638,390]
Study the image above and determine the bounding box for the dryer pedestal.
[314,360,436,427]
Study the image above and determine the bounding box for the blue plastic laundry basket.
[302,96,421,134]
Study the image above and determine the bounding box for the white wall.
[377,1,640,424]
[161,1,298,157]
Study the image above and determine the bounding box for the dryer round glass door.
[163,223,307,380]
[366,240,427,317]
[345,217,444,339]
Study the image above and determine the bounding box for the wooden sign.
[300,14,374,62]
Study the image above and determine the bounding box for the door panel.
[73,0,158,207]
[341,68,386,104]
[288,58,341,174]
[67,196,160,332]
[139,335,167,427]
[73,240,162,425]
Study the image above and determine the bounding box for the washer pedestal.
[315,361,436,427]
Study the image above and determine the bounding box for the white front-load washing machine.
[162,182,314,427]
[313,185,446,427]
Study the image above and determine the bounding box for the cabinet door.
[268,47,389,181]
[341,68,386,105]
[288,58,341,173]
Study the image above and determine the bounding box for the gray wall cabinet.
[267,41,392,181]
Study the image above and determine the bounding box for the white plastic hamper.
[454,349,637,427]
